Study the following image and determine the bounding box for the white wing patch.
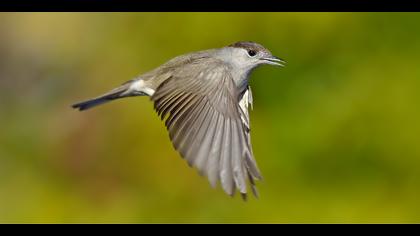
[239,86,253,131]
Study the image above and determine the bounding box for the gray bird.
[72,41,285,200]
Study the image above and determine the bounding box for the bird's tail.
[72,81,142,111]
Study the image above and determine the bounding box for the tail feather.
[72,82,137,111]
[72,96,115,111]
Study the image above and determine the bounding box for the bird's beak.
[260,56,286,67]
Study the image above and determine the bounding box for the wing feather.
[151,58,261,198]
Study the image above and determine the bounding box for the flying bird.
[72,41,285,200]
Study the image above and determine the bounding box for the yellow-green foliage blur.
[0,13,419,223]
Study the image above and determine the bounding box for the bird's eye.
[247,50,257,57]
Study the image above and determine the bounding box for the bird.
[72,41,285,200]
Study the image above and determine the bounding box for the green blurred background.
[0,13,419,223]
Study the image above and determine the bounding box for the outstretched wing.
[151,58,262,199]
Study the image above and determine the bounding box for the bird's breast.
[233,71,251,95]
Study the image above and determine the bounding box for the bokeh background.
[0,12,419,223]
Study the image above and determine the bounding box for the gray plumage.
[72,41,285,199]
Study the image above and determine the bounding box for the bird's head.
[221,41,285,71]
